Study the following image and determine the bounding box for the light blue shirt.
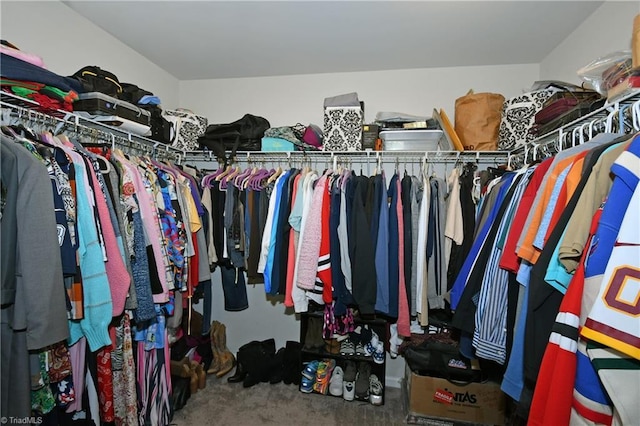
[264,170,290,293]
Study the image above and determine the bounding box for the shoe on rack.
[364,330,381,357]
[355,341,367,357]
[304,317,325,351]
[369,374,383,405]
[389,324,403,359]
[313,359,336,395]
[372,342,385,365]
[329,366,344,397]
[324,338,340,355]
[359,325,373,344]
[342,361,357,401]
[301,360,320,381]
[354,362,371,401]
[300,376,315,393]
[340,338,355,356]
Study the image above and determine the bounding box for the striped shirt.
[473,168,533,363]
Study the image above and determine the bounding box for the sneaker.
[329,366,344,397]
[313,359,336,395]
[354,362,371,401]
[369,374,383,405]
[372,342,385,365]
[389,324,402,359]
[364,330,380,357]
[340,339,355,356]
[300,375,315,393]
[301,360,320,381]
[410,319,425,334]
[342,361,357,401]
[355,341,367,357]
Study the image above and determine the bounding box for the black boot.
[282,341,302,385]
[242,341,268,388]
[228,341,259,385]
[259,339,276,383]
[269,347,285,384]
[227,351,245,383]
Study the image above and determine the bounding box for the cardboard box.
[405,366,505,425]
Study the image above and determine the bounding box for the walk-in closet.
[1,1,639,425]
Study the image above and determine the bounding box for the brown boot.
[207,321,222,375]
[191,360,206,390]
[170,359,191,378]
[187,361,199,394]
[215,323,236,378]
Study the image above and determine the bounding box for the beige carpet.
[171,376,406,426]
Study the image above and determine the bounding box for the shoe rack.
[299,310,387,404]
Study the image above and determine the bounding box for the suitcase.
[535,98,581,125]
[531,98,605,136]
[540,89,601,108]
[74,92,151,127]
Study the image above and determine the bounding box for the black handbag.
[198,114,270,160]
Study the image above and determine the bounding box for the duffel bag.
[198,114,270,160]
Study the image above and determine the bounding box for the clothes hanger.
[253,168,273,191]
[220,164,241,189]
[214,162,234,182]
[632,99,640,132]
[240,166,260,189]
[233,165,253,188]
[266,163,282,184]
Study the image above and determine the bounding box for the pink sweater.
[296,174,327,290]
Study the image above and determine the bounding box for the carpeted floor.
[171,376,407,426]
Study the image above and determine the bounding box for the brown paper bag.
[454,90,505,151]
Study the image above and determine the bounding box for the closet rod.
[0,91,185,162]
[182,149,510,165]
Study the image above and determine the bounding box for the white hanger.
[605,104,619,133]
[572,127,580,147]
[579,122,589,145]
[633,100,640,131]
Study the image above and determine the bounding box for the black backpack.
[198,114,270,160]
[71,66,122,97]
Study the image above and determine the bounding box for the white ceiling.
[64,1,604,81]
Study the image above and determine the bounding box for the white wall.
[0,1,180,109]
[181,63,539,387]
[540,1,638,86]
[180,63,540,127]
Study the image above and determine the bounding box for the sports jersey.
[582,184,640,359]
[581,137,640,359]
